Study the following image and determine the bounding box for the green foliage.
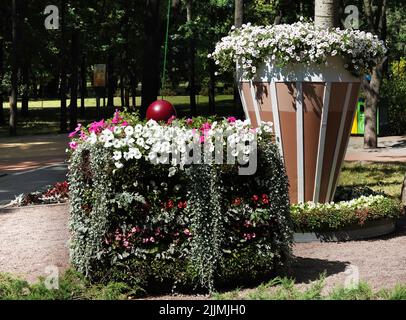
[0,269,128,300]
[215,275,406,300]
[291,196,403,232]
[380,59,406,135]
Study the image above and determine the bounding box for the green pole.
[161,0,171,100]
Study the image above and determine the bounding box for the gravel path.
[0,204,70,283]
[0,203,405,294]
[289,216,406,292]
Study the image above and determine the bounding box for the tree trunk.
[208,59,216,115]
[234,0,244,27]
[9,0,19,135]
[0,37,4,126]
[362,0,387,149]
[401,173,406,212]
[69,31,79,132]
[80,54,86,117]
[314,0,338,28]
[186,0,197,116]
[120,73,125,108]
[363,58,386,149]
[59,0,68,133]
[234,0,245,119]
[130,73,137,110]
[141,0,162,118]
[21,61,29,117]
[107,51,115,108]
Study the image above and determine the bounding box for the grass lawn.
[1,270,405,300]
[0,95,235,138]
[339,162,406,199]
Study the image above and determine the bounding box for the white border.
[313,82,332,202]
[296,82,304,203]
[327,83,355,201]
[250,81,262,125]
[270,81,284,157]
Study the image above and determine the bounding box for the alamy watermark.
[44,5,59,30]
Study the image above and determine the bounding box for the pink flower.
[184,229,192,237]
[69,142,78,150]
[112,109,123,124]
[227,117,237,124]
[79,131,88,141]
[167,115,176,124]
[186,118,193,125]
[131,226,141,234]
[89,120,105,134]
[199,135,205,143]
[68,124,82,138]
[201,122,212,131]
[121,121,129,127]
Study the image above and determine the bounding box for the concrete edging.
[294,218,396,243]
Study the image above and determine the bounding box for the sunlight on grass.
[213,275,406,300]
[338,162,406,198]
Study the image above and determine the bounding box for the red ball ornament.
[146,100,176,122]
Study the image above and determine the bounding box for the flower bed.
[11,182,69,207]
[68,112,293,293]
[291,195,403,233]
[210,20,387,77]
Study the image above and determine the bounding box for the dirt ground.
[0,204,70,283]
[0,203,405,297]
[289,215,406,292]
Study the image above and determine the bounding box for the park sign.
[94,64,106,87]
[211,22,386,203]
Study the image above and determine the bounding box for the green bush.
[291,195,403,232]
[68,114,293,293]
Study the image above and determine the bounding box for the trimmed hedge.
[291,195,403,232]
[68,115,293,293]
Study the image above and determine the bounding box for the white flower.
[113,151,122,161]
[168,167,177,177]
[124,126,134,136]
[89,133,98,144]
[115,162,124,169]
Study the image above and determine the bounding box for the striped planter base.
[238,57,361,203]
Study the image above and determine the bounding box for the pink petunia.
[186,118,193,125]
[167,115,176,125]
[227,117,237,124]
[68,124,82,138]
[89,120,105,134]
[69,142,78,150]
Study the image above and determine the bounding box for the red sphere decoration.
[146,100,176,122]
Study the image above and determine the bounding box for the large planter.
[238,56,361,203]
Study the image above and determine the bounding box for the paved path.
[0,134,68,173]
[0,164,68,206]
[346,135,406,163]
[0,134,69,205]
[0,204,70,283]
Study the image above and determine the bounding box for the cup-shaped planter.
[238,56,361,203]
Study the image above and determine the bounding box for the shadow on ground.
[284,257,349,284]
